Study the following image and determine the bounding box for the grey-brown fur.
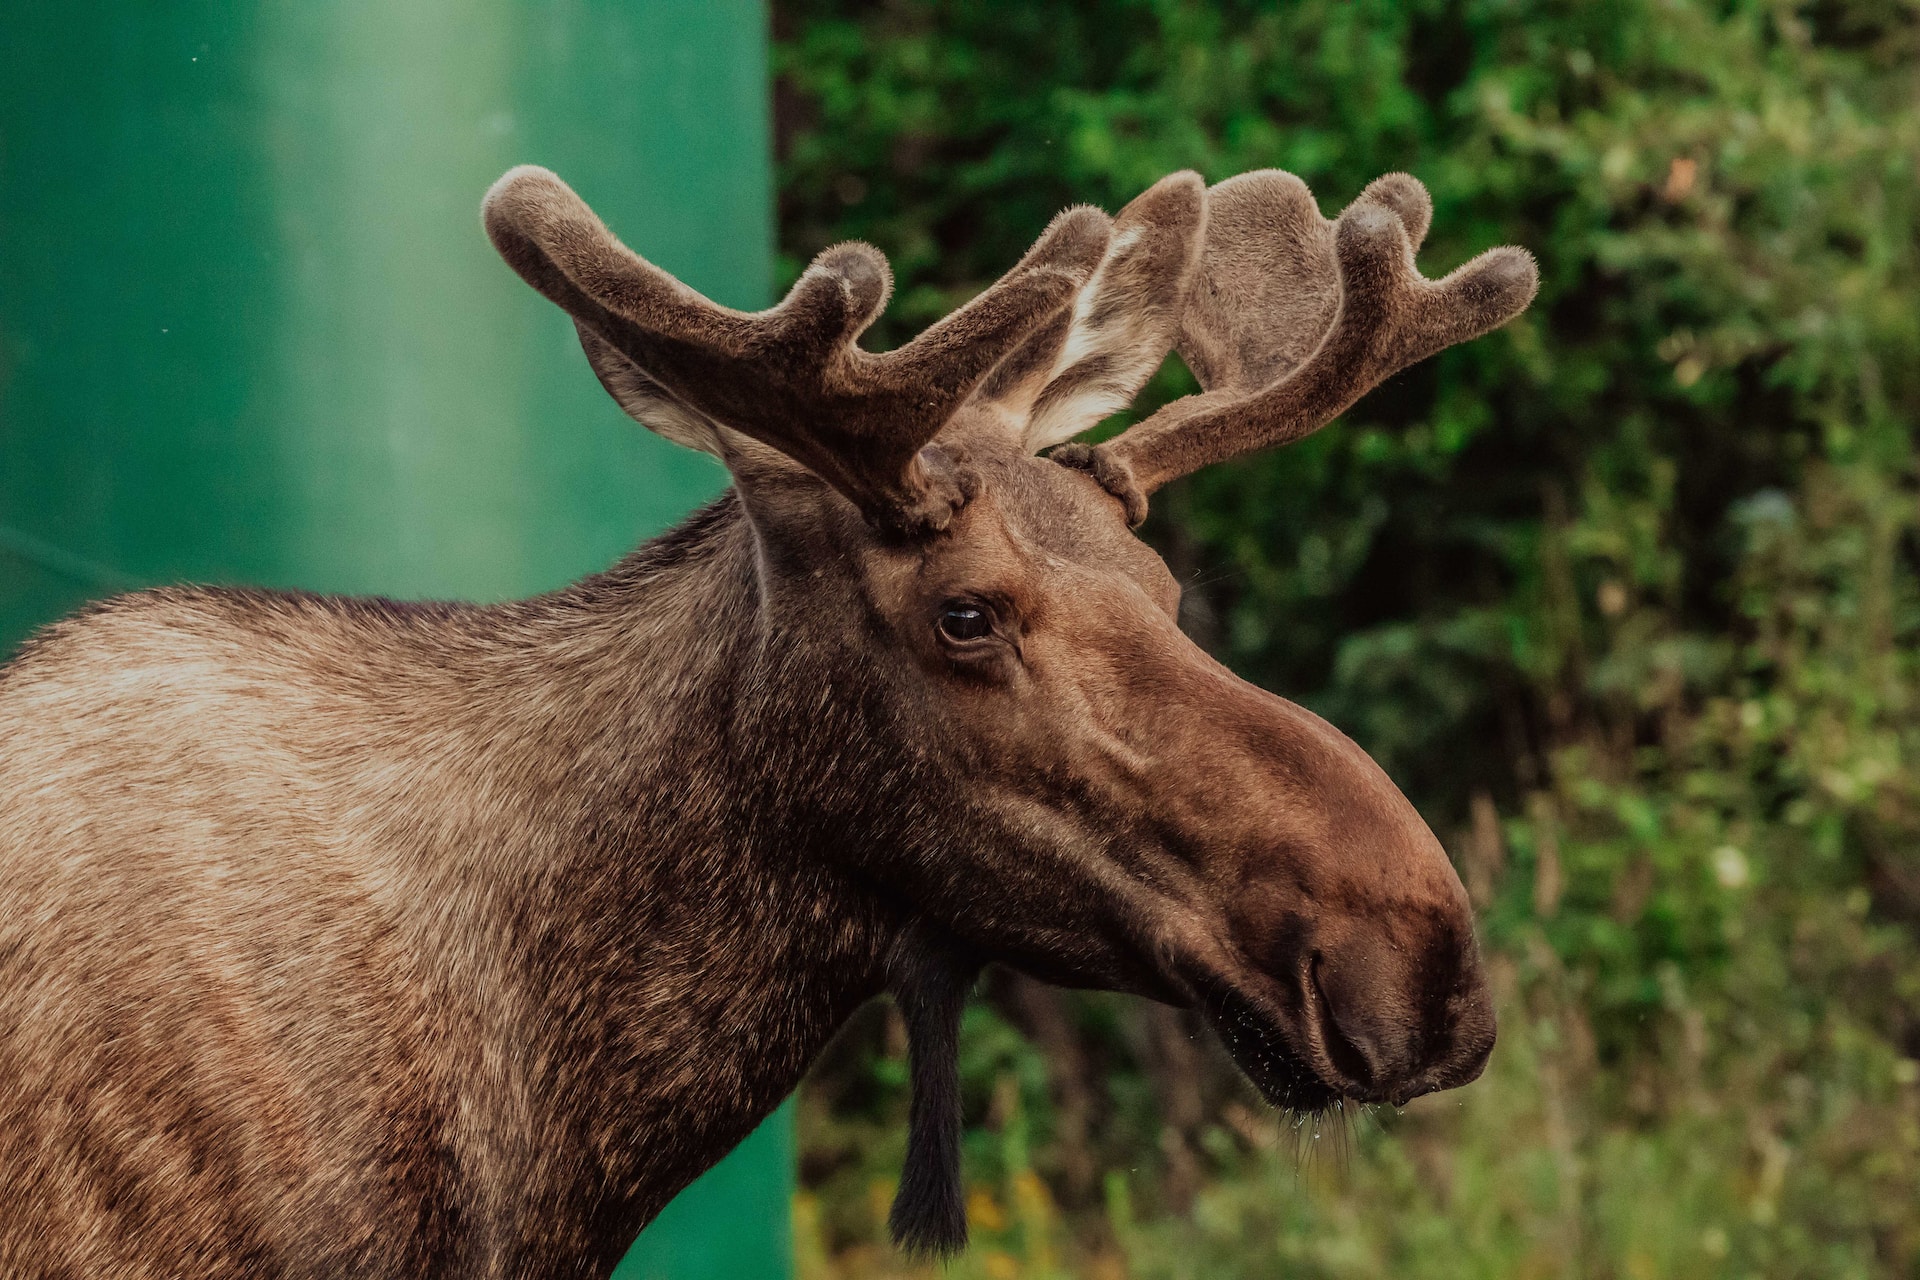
[1068,169,1538,521]
[1,165,1533,1277]
[1,508,903,1276]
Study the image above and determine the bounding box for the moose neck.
[381,494,904,1266]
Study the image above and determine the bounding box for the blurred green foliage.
[775,1,1920,1276]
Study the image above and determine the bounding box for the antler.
[484,166,1112,532]
[1060,171,1537,523]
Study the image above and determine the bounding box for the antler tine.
[1078,171,1536,521]
[485,166,1111,532]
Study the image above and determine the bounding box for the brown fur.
[0,167,1532,1277]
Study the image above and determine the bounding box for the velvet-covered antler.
[969,171,1207,452]
[484,166,1112,532]
[1056,171,1537,523]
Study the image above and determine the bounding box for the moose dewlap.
[0,165,1535,1277]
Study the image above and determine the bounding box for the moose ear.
[578,325,820,502]
[972,172,1206,453]
[574,325,727,456]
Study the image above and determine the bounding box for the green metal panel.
[0,3,790,1275]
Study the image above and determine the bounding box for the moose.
[0,163,1535,1277]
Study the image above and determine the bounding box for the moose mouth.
[1201,958,1378,1115]
[1204,986,1342,1114]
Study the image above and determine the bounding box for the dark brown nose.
[1306,930,1496,1105]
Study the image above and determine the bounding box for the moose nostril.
[1432,981,1498,1090]
[1307,954,1379,1093]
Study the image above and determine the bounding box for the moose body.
[1,165,1535,1277]
[0,505,888,1276]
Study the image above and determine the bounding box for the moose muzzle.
[1302,916,1497,1105]
[1147,662,1497,1112]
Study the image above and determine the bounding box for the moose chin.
[0,163,1534,1277]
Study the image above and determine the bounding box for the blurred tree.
[776,2,1920,1276]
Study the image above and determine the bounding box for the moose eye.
[936,604,993,643]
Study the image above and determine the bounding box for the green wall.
[0,3,790,1275]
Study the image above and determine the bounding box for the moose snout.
[1301,926,1496,1106]
[1183,678,1501,1108]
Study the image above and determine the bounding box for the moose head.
[485,164,1537,1252]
